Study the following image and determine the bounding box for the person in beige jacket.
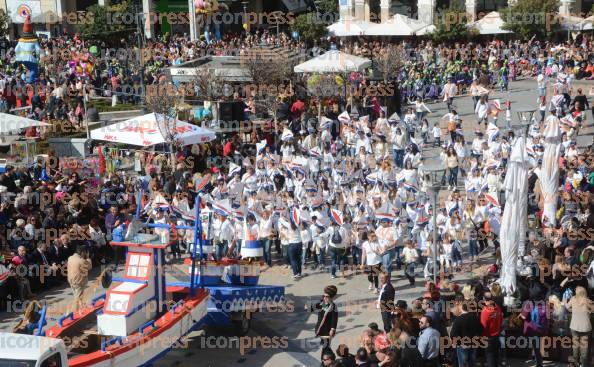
[67,246,92,311]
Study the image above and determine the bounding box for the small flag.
[484,193,499,207]
[281,129,294,142]
[338,111,351,124]
[330,209,343,226]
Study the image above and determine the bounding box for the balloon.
[242,23,248,31]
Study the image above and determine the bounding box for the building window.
[126,253,151,279]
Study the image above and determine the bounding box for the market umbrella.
[538,115,561,227]
[0,113,50,134]
[293,50,371,73]
[327,17,372,36]
[365,14,430,36]
[90,113,216,147]
[499,136,529,294]
[468,11,512,34]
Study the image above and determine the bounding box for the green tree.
[314,0,339,14]
[429,5,471,43]
[0,9,9,39]
[501,0,560,40]
[77,1,135,41]
[290,13,328,46]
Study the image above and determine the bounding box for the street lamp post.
[424,164,446,285]
[242,1,249,33]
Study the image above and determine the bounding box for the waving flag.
[319,116,333,130]
[256,140,267,154]
[0,264,8,286]
[171,205,196,221]
[195,174,212,194]
[290,207,301,226]
[330,209,343,226]
[484,193,500,207]
[375,212,396,222]
[560,115,577,127]
[212,200,232,218]
[403,182,419,193]
[338,111,351,124]
[281,129,294,142]
[229,162,241,177]
[388,112,401,123]
[486,123,500,142]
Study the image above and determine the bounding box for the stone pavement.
[0,77,590,366]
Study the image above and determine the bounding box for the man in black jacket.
[378,272,395,332]
[450,299,484,367]
[311,285,339,359]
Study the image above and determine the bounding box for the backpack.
[331,227,342,245]
[529,302,547,335]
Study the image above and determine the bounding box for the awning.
[0,113,49,134]
[293,50,372,73]
[469,11,512,34]
[365,14,430,36]
[90,113,216,147]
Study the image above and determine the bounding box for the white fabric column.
[466,0,477,22]
[339,0,355,20]
[355,0,365,21]
[188,0,198,41]
[539,115,561,227]
[559,0,571,15]
[380,0,390,23]
[417,0,435,25]
[499,136,529,294]
[142,0,154,40]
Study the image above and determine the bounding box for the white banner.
[7,0,42,23]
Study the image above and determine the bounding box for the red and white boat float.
[0,195,284,367]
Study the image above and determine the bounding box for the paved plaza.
[0,77,591,366]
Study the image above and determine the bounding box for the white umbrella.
[90,113,216,147]
[559,14,586,30]
[294,50,372,73]
[416,24,436,36]
[365,14,429,36]
[327,18,372,36]
[580,15,593,30]
[499,136,529,294]
[538,115,561,227]
[0,113,50,134]
[469,11,512,34]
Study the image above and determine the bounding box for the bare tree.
[375,44,405,83]
[242,46,293,125]
[145,82,183,169]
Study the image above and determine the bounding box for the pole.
[135,190,142,219]
[189,194,203,296]
[432,189,438,284]
[135,5,146,106]
[83,86,89,139]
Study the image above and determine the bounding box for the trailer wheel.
[232,312,251,336]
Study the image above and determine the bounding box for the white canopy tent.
[469,11,512,34]
[293,50,372,73]
[559,14,586,30]
[327,17,372,36]
[416,24,436,36]
[365,14,430,36]
[90,113,216,147]
[499,136,529,294]
[0,113,50,134]
[581,15,593,30]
